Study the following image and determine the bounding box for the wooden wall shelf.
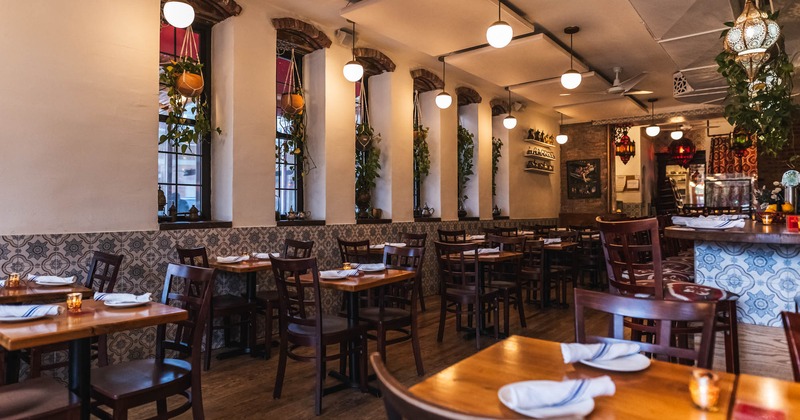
[523,138,555,148]
[524,167,554,175]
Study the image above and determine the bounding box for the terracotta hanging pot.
[280,92,305,115]
[176,71,204,97]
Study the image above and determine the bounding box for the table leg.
[4,350,20,384]
[326,291,380,397]
[217,272,260,359]
[69,337,91,420]
[543,251,552,307]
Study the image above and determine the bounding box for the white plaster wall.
[492,116,510,216]
[439,91,459,221]
[476,101,493,220]
[0,1,159,235]
[212,19,235,223]
[420,91,442,217]
[507,111,560,218]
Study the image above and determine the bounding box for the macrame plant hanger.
[176,26,204,98]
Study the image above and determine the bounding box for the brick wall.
[756,119,800,187]
[559,123,611,214]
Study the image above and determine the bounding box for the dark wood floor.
[129,288,608,419]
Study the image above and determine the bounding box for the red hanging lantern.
[668,137,696,168]
[614,130,636,165]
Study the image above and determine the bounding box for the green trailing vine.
[457,125,475,209]
[276,104,314,178]
[355,124,381,192]
[413,124,430,185]
[159,59,221,153]
[491,137,503,196]
[715,10,797,157]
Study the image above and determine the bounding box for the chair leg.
[29,348,41,378]
[377,325,387,364]
[516,285,527,328]
[264,303,273,360]
[474,301,481,350]
[358,334,368,392]
[339,342,347,375]
[502,289,510,337]
[437,297,446,343]
[315,345,326,416]
[724,301,740,374]
[97,334,109,367]
[411,315,424,376]
[493,297,500,340]
[418,282,426,312]
[273,335,288,399]
[223,316,232,347]
[204,316,213,371]
[156,399,167,418]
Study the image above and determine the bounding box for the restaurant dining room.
[2,0,800,418]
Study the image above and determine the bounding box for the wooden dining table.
[0,300,187,420]
[410,335,736,419]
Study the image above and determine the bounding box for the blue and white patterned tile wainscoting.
[695,239,798,380]
[0,218,554,379]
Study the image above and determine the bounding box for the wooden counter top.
[665,220,800,245]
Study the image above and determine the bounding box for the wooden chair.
[576,230,604,289]
[781,311,800,382]
[519,239,554,309]
[574,288,717,368]
[548,230,579,306]
[90,263,214,420]
[177,246,257,371]
[337,238,373,264]
[370,353,496,420]
[486,234,527,335]
[492,226,519,237]
[25,251,124,377]
[359,246,424,376]
[0,377,81,419]
[255,239,314,359]
[596,217,741,373]
[399,232,428,311]
[271,256,368,415]
[434,241,500,349]
[437,229,467,243]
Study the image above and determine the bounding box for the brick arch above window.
[272,17,332,54]
[175,0,242,26]
[410,68,444,93]
[456,86,482,107]
[490,98,509,116]
[354,48,396,79]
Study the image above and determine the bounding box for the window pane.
[177,185,201,214]
[157,153,175,184]
[177,154,202,185]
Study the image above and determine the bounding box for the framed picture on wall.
[567,159,601,199]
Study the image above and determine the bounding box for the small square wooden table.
[0,300,187,420]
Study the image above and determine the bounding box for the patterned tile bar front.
[694,240,800,327]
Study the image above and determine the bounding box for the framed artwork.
[567,159,601,199]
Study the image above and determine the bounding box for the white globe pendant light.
[560,26,582,90]
[342,21,364,83]
[556,113,568,144]
[503,87,517,129]
[671,130,684,140]
[645,98,661,137]
[436,57,452,109]
[486,1,512,48]
[163,1,195,28]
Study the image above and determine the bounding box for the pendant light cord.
[507,88,512,116]
[351,21,356,60]
[498,0,501,20]
[441,58,446,87]
[569,33,574,70]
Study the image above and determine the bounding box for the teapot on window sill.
[421,203,435,217]
[287,207,297,220]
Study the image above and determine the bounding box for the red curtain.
[709,135,757,175]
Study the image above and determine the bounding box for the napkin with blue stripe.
[561,342,641,363]
[499,376,615,410]
[0,305,64,318]
[94,292,151,303]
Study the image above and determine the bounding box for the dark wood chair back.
[337,238,372,264]
[381,246,424,311]
[548,229,579,242]
[596,217,664,299]
[574,289,717,368]
[521,239,545,269]
[84,251,124,292]
[284,238,314,258]
[176,246,210,268]
[399,232,427,248]
[569,224,595,232]
[434,241,479,293]
[271,256,323,340]
[487,234,526,252]
[781,311,800,382]
[492,226,519,237]
[370,352,496,420]
[437,229,467,243]
[157,263,215,365]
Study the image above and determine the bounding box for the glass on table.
[689,369,720,411]
[6,272,20,288]
[66,292,82,313]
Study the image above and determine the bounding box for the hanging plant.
[715,9,797,157]
[412,92,430,186]
[159,27,220,153]
[276,49,315,177]
[457,125,475,210]
[491,137,503,196]
[354,80,382,216]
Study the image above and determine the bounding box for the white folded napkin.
[369,244,384,249]
[384,242,407,248]
[319,269,359,278]
[463,247,501,256]
[469,234,486,240]
[520,231,536,235]
[216,255,250,263]
[499,376,615,411]
[543,238,562,245]
[0,304,63,318]
[0,280,4,287]
[561,342,641,364]
[684,217,745,229]
[27,275,76,284]
[359,263,386,271]
[94,292,151,303]
[254,252,280,259]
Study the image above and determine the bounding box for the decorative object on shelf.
[502,87,517,129]
[457,125,475,215]
[560,26,582,90]
[492,205,501,217]
[668,137,696,168]
[491,136,503,196]
[435,57,452,109]
[355,80,381,219]
[412,91,430,211]
[168,202,178,222]
[613,124,635,165]
[567,159,600,199]
[188,205,200,221]
[287,207,297,220]
[716,4,796,158]
[421,203,435,217]
[645,98,661,137]
[157,187,167,213]
[729,128,754,158]
[163,1,195,29]
[371,207,383,219]
[486,0,512,48]
[782,170,800,214]
[724,0,780,80]
[556,112,568,144]
[342,21,363,82]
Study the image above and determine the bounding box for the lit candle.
[761,213,774,225]
[6,272,20,288]
[689,369,720,411]
[66,292,82,313]
[342,262,352,270]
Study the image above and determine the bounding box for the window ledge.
[277,220,326,227]
[492,215,510,220]
[159,220,232,231]
[414,217,441,223]
[458,216,480,222]
[356,218,392,225]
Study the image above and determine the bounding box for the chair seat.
[444,287,498,301]
[255,290,279,304]
[359,307,410,323]
[91,359,191,400]
[487,280,516,289]
[0,377,80,419]
[288,314,366,337]
[213,294,252,310]
[520,267,542,277]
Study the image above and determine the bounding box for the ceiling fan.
[572,67,651,96]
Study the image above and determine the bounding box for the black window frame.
[275,49,305,219]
